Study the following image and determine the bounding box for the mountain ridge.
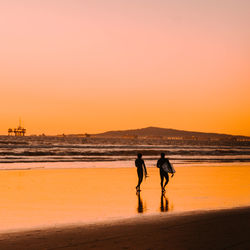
[92,126,249,139]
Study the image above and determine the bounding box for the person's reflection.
[160,191,169,212]
[136,191,145,213]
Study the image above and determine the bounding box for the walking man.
[157,153,174,192]
[135,153,148,191]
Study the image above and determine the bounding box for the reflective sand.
[0,165,250,232]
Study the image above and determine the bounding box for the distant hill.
[93,127,249,140]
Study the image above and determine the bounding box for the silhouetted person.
[135,153,148,191]
[160,192,169,212]
[157,153,174,191]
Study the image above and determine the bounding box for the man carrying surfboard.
[135,153,148,191]
[157,153,175,192]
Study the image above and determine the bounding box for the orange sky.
[1,1,249,136]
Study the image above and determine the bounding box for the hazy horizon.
[2,125,250,137]
[1,1,249,136]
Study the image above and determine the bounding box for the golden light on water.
[0,166,249,232]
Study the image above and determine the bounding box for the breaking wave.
[1,143,250,164]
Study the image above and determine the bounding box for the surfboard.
[162,161,176,174]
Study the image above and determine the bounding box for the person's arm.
[167,158,174,177]
[143,160,148,177]
[157,160,160,168]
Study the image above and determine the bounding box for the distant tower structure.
[8,118,26,136]
[8,128,13,136]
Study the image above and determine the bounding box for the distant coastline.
[4,126,248,141]
[91,126,250,141]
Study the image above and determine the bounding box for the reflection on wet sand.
[0,166,250,232]
[160,192,169,212]
[136,191,146,213]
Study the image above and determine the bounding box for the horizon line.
[1,126,250,138]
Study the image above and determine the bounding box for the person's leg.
[138,173,143,188]
[163,173,169,189]
[160,170,164,189]
[137,169,143,189]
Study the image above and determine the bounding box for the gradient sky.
[1,0,249,135]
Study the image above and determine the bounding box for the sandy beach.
[2,0,250,248]
[0,165,249,249]
[0,207,250,249]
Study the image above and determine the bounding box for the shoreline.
[1,161,250,171]
[0,166,249,233]
[1,206,250,249]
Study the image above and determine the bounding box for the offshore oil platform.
[8,119,26,136]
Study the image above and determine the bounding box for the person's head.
[137,153,142,158]
[161,152,165,158]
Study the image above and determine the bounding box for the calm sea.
[0,136,250,170]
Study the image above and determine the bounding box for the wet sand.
[0,207,250,249]
[0,166,250,232]
[0,165,250,248]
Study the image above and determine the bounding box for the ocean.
[0,136,250,170]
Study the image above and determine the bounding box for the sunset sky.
[1,0,249,136]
